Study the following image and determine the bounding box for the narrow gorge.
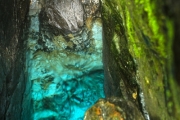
[0,0,180,120]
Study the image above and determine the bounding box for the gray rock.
[40,0,84,34]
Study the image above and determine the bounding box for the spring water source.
[25,0,104,119]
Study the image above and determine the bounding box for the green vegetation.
[102,0,180,119]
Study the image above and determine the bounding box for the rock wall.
[100,0,180,120]
[0,0,30,119]
[1,0,180,120]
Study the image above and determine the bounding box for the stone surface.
[84,97,145,120]
[1,0,180,120]
[37,0,101,52]
[39,0,84,34]
[101,0,180,120]
[0,0,30,119]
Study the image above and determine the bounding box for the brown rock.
[84,98,145,120]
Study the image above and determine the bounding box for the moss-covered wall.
[102,0,180,119]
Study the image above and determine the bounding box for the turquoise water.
[25,4,104,119]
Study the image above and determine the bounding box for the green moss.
[102,0,177,119]
[145,1,166,58]
[165,18,180,119]
[125,10,142,58]
[126,0,167,59]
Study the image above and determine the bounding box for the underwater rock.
[26,0,104,119]
[29,51,105,119]
[84,97,145,120]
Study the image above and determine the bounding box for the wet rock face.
[0,0,30,119]
[84,97,145,120]
[82,0,101,18]
[101,0,180,120]
[38,0,101,52]
[40,0,84,34]
[39,0,100,34]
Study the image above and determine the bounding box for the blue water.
[26,5,104,119]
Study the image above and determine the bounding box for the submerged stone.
[26,0,104,119]
[84,97,145,120]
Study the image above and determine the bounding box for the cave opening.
[25,0,105,119]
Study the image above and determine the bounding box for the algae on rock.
[101,0,180,119]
